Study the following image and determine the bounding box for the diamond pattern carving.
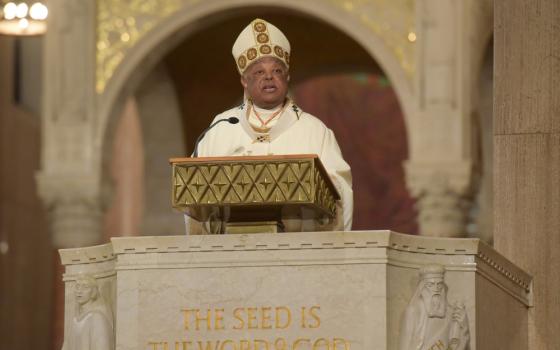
[171,156,338,221]
[255,165,276,200]
[208,167,230,201]
[231,166,253,202]
[186,167,209,203]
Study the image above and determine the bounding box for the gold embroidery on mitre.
[260,45,272,54]
[284,52,290,64]
[247,48,258,60]
[236,19,290,74]
[253,21,267,33]
[238,55,247,69]
[274,45,284,58]
[257,33,269,43]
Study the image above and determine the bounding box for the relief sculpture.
[62,275,114,350]
[399,265,470,350]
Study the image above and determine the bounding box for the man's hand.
[450,302,470,350]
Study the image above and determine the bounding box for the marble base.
[59,231,532,350]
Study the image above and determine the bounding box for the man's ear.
[240,75,248,89]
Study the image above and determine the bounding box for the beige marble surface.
[59,231,532,350]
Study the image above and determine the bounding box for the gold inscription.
[275,338,287,350]
[182,308,226,331]
[220,340,235,350]
[215,309,225,330]
[247,308,258,329]
[300,306,321,329]
[275,307,291,329]
[293,339,310,350]
[233,308,244,330]
[261,307,272,329]
[148,338,351,350]
[427,339,446,350]
[333,339,349,350]
[198,341,217,350]
[240,340,251,350]
[255,339,269,350]
[154,305,350,350]
[312,338,329,350]
[231,307,292,330]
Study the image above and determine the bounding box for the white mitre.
[232,18,291,74]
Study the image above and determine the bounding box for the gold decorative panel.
[171,155,338,222]
[96,0,415,94]
[329,0,416,77]
[96,0,193,93]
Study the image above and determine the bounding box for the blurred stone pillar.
[405,0,491,237]
[405,163,471,237]
[103,97,145,240]
[37,0,100,247]
[38,179,103,248]
[34,1,99,349]
[494,0,560,348]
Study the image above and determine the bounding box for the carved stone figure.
[62,275,114,350]
[399,265,470,350]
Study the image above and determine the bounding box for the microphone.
[192,117,239,157]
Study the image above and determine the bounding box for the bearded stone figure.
[399,265,470,350]
[62,275,114,350]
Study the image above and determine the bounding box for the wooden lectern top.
[170,153,322,163]
[169,154,340,223]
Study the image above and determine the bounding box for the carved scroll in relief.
[399,265,470,350]
[62,274,114,350]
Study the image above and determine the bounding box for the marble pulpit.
[59,231,532,350]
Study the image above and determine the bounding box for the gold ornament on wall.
[96,0,193,93]
[96,0,415,93]
[329,0,415,77]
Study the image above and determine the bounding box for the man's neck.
[251,98,286,111]
[254,103,282,113]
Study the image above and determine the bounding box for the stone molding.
[476,245,533,306]
[59,243,116,284]
[109,231,480,255]
[58,231,532,306]
[60,243,115,265]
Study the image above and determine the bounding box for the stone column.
[405,163,471,237]
[494,0,560,349]
[38,177,103,248]
[135,65,186,236]
[35,1,98,349]
[36,0,100,248]
[405,0,488,237]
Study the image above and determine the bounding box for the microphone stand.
[192,117,239,157]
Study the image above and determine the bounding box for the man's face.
[423,276,445,294]
[241,56,289,109]
[75,281,96,305]
[420,276,447,318]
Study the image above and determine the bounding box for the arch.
[96,0,414,154]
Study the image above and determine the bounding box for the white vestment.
[190,99,353,232]
[63,310,113,350]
